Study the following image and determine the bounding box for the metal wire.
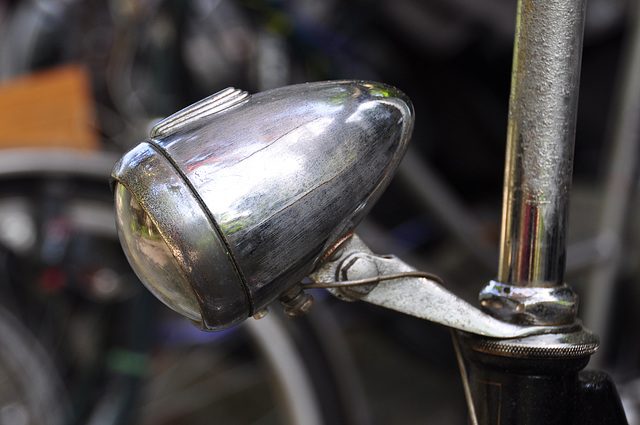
[451,330,480,425]
[304,270,445,289]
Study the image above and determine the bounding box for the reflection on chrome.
[114,184,201,321]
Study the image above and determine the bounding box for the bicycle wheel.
[0,304,68,425]
[133,294,371,425]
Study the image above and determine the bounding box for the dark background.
[0,0,638,424]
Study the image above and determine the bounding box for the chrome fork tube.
[498,0,587,288]
[479,0,589,326]
[460,3,608,425]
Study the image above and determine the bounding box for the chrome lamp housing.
[111,81,414,331]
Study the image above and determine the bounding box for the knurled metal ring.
[460,327,599,359]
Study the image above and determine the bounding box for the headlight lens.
[114,183,201,321]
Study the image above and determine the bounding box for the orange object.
[0,65,100,151]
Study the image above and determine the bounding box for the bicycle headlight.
[110,81,414,331]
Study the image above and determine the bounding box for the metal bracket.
[307,234,574,339]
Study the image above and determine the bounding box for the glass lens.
[114,184,201,321]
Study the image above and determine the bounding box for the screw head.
[253,308,269,320]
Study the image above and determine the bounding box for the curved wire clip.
[307,234,572,338]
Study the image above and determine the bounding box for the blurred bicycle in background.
[0,0,639,424]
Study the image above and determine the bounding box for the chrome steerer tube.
[480,0,589,326]
[498,0,586,287]
[462,4,605,424]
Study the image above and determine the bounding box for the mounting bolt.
[279,284,314,318]
[341,255,379,280]
[337,254,380,297]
